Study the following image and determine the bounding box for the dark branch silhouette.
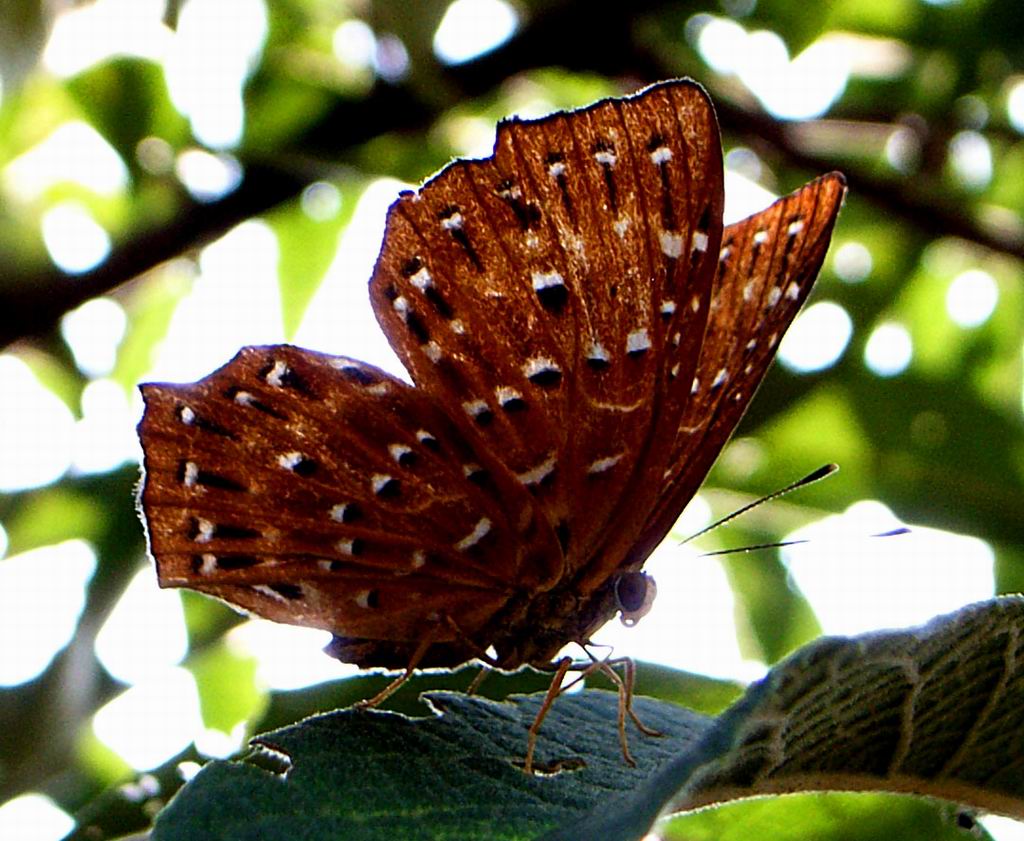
[3,0,1016,351]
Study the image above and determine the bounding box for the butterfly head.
[614,572,658,627]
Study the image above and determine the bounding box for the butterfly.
[137,78,845,770]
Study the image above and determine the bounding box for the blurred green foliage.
[0,0,1022,838]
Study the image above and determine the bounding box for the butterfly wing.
[138,81,844,671]
[138,344,555,659]
[629,171,848,566]
[370,79,724,586]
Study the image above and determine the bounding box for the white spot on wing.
[371,474,394,494]
[785,281,801,300]
[660,300,676,316]
[787,219,805,236]
[692,231,709,252]
[495,385,522,406]
[767,286,782,307]
[587,342,609,364]
[264,359,289,387]
[753,229,769,245]
[587,454,623,475]
[626,329,651,354]
[335,539,357,556]
[455,517,492,551]
[441,212,464,230]
[532,271,564,291]
[199,553,217,575]
[650,146,672,164]
[462,399,490,419]
[424,341,442,362]
[278,452,305,471]
[410,267,433,290]
[711,368,728,389]
[516,454,557,486]
[450,319,465,334]
[183,461,199,487]
[330,504,351,522]
[523,356,560,378]
[233,391,255,406]
[595,149,617,166]
[389,444,412,463]
[613,218,630,238]
[179,406,195,425]
[194,519,214,543]
[660,231,684,258]
[548,161,566,177]
[392,295,410,317]
[254,584,292,603]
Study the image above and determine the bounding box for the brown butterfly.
[137,79,845,771]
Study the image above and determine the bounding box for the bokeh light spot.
[41,203,111,274]
[778,301,852,373]
[93,667,202,769]
[434,0,519,65]
[947,268,998,327]
[864,322,912,377]
[0,540,96,686]
[833,241,873,283]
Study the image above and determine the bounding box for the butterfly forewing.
[139,345,546,647]
[370,82,724,585]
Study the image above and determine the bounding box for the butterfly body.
[138,79,845,681]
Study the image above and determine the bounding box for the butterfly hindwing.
[138,345,553,643]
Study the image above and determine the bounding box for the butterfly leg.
[595,656,662,739]
[435,615,501,696]
[585,656,638,768]
[466,666,491,695]
[523,656,574,775]
[353,636,434,709]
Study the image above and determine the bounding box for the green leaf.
[552,596,1024,839]
[151,597,1024,841]
[189,644,265,736]
[151,692,711,841]
[64,58,189,168]
[660,791,988,841]
[267,180,357,338]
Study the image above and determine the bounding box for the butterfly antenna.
[699,526,910,558]
[682,463,839,547]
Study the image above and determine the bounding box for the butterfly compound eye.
[614,572,658,627]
